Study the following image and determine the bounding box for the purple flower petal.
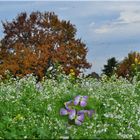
[64,100,73,109]
[77,113,84,122]
[74,95,81,105]
[80,96,88,107]
[77,110,85,115]
[60,108,68,115]
[69,109,76,120]
[78,110,94,118]
[80,100,87,107]
[82,96,88,100]
[87,110,95,118]
[74,113,85,125]
[75,119,82,125]
[77,110,83,114]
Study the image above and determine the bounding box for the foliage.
[0,11,91,80]
[0,74,140,139]
[102,57,118,77]
[117,52,140,80]
[86,72,100,79]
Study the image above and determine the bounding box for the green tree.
[102,57,118,77]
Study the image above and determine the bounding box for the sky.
[0,1,140,74]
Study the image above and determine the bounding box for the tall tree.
[102,57,118,77]
[0,11,91,79]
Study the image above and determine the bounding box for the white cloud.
[94,26,113,34]
[116,10,140,24]
[93,9,140,34]
[95,26,110,34]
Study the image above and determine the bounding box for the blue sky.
[0,1,140,74]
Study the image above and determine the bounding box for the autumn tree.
[102,57,118,77]
[0,11,91,80]
[116,52,140,79]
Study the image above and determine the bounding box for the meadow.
[0,74,140,139]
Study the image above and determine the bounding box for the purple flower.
[74,95,81,105]
[74,95,88,107]
[75,113,85,125]
[60,108,76,120]
[60,96,95,126]
[69,109,76,120]
[77,110,95,118]
[64,100,73,109]
[60,108,68,115]
[77,110,87,115]
[69,109,85,125]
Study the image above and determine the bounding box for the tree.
[0,11,91,80]
[102,57,118,77]
[86,72,100,80]
[116,51,140,79]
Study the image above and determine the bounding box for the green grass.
[0,74,140,139]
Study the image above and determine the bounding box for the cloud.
[86,3,140,73]
[94,26,113,34]
[116,10,140,24]
[93,9,140,35]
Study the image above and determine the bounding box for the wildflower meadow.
[1,2,140,139]
[0,74,140,139]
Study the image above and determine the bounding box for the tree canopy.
[102,57,118,77]
[0,11,91,79]
[116,52,140,79]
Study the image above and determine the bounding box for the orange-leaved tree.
[0,11,91,80]
[116,51,140,79]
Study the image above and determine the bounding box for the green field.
[0,74,140,139]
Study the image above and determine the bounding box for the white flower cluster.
[0,74,140,139]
